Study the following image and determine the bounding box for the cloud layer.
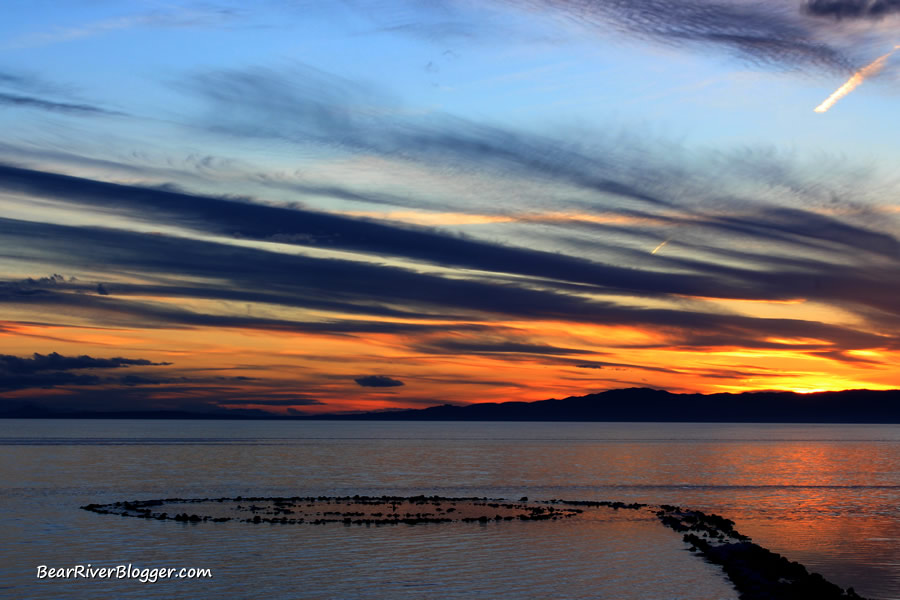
[355,376,405,387]
[0,352,171,392]
[805,0,900,19]
[2,1,899,413]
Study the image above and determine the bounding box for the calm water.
[1,420,899,599]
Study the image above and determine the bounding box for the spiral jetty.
[83,496,869,600]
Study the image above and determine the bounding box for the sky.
[1,0,900,415]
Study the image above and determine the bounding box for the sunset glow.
[1,1,898,416]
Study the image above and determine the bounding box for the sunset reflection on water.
[1,420,899,599]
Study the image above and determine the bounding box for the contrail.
[814,46,900,113]
[651,239,670,255]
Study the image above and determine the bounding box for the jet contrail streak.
[814,46,900,113]
[651,239,670,255]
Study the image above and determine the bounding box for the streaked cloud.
[2,0,899,413]
[0,351,171,392]
[355,375,405,387]
[5,7,240,49]
[0,92,124,116]
[804,0,900,20]
[0,351,169,373]
[507,0,855,70]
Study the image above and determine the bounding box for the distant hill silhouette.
[314,388,900,423]
[5,388,900,422]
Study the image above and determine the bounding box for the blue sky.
[4,1,899,163]
[1,1,900,414]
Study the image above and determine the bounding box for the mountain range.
[3,388,900,422]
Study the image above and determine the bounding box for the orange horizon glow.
[3,314,898,414]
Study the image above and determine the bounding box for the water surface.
[2,420,898,598]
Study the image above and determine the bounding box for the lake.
[2,420,899,599]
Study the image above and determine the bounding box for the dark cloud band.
[0,92,123,116]
[805,0,900,19]
[355,375,404,387]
